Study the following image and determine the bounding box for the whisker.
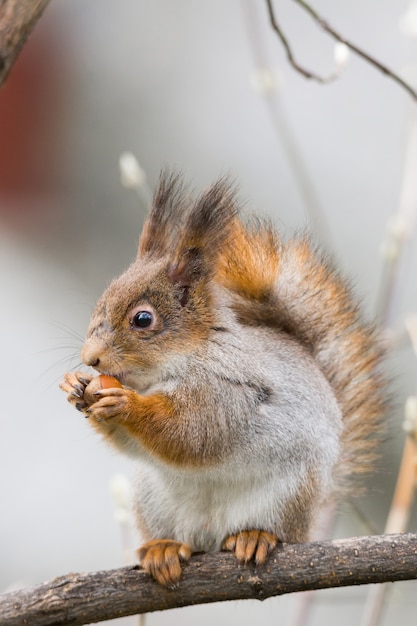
[47,320,85,344]
[41,353,81,376]
[35,345,82,356]
[39,359,88,394]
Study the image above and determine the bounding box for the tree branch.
[265,0,417,101]
[0,0,52,87]
[1,533,417,626]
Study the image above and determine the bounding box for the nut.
[83,375,122,406]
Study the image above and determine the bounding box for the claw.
[78,375,92,386]
[75,383,85,396]
[71,384,84,398]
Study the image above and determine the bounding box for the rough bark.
[1,533,417,626]
[0,0,52,86]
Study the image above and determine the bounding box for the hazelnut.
[83,375,122,406]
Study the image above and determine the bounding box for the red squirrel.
[60,171,387,586]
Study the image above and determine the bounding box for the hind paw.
[137,539,192,587]
[222,529,277,564]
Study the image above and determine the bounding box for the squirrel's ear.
[137,170,189,259]
[167,248,205,306]
[175,177,237,266]
[167,177,238,306]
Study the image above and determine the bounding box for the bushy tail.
[218,216,388,488]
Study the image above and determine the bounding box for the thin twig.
[265,0,337,83]
[265,0,417,101]
[240,0,331,245]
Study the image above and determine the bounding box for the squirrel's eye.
[131,310,153,329]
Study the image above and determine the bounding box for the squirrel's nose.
[81,340,102,368]
[84,354,100,368]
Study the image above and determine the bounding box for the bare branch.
[265,0,338,83]
[265,0,417,101]
[1,533,417,626]
[0,0,52,87]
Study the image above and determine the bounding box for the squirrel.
[60,171,387,587]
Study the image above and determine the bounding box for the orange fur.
[119,392,191,466]
[217,218,280,302]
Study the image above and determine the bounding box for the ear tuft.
[138,171,240,305]
[173,177,238,268]
[138,170,190,258]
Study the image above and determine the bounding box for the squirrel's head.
[81,171,237,388]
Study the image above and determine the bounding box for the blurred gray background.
[1,1,417,624]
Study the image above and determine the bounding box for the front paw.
[85,386,132,421]
[59,371,93,412]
